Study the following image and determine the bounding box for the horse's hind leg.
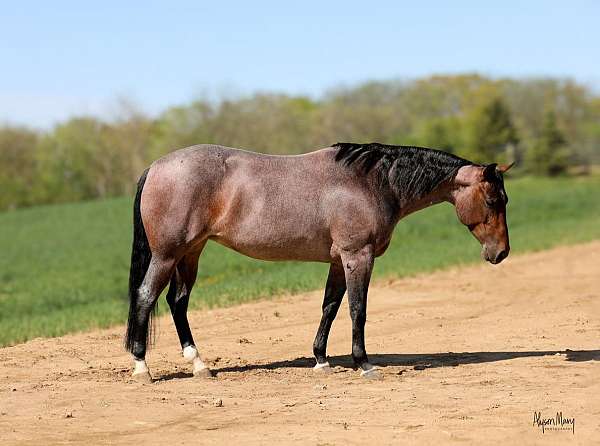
[166,244,212,378]
[131,255,176,382]
[312,263,346,373]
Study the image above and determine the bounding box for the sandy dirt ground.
[1,242,599,445]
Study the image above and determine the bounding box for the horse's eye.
[485,199,495,208]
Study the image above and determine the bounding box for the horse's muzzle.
[482,245,509,265]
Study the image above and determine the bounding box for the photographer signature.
[533,411,575,434]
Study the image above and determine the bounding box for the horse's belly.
[210,229,333,262]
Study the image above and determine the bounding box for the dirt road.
[1,242,599,445]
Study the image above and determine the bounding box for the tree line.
[1,74,599,210]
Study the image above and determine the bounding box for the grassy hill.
[1,175,599,346]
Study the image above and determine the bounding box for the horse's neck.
[394,182,453,220]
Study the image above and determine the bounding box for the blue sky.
[1,1,599,128]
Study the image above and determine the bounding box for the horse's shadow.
[157,349,600,381]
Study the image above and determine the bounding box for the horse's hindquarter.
[209,149,341,262]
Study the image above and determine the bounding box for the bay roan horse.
[125,142,512,382]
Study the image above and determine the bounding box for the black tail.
[125,168,153,353]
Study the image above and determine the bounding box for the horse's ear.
[483,163,498,182]
[497,162,515,173]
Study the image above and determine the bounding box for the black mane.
[334,142,473,202]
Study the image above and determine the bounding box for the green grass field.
[1,176,599,346]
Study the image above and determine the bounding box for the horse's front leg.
[313,263,346,372]
[341,245,381,379]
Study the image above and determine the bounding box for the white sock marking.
[314,361,330,370]
[133,359,149,375]
[182,345,198,361]
[360,364,380,377]
[182,345,208,373]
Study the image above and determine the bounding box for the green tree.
[151,100,214,158]
[465,97,519,163]
[1,75,600,211]
[410,117,463,153]
[35,118,108,203]
[526,110,570,176]
[0,126,39,209]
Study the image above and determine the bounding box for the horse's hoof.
[313,361,332,374]
[360,367,382,380]
[193,367,214,379]
[132,371,153,384]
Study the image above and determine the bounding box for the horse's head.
[452,163,513,264]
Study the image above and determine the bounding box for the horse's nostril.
[495,250,508,263]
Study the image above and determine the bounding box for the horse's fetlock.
[182,345,199,361]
